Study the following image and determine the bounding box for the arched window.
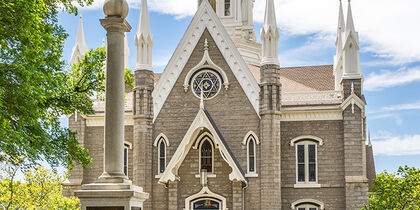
[158,138,167,174]
[296,204,319,210]
[224,0,231,16]
[200,139,213,173]
[247,136,256,174]
[290,136,323,187]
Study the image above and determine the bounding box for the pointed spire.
[335,0,345,55]
[368,129,372,146]
[260,0,279,66]
[342,0,362,79]
[135,0,153,71]
[346,0,355,36]
[70,14,88,64]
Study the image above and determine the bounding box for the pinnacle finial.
[70,14,88,64]
[135,0,153,71]
[368,129,372,146]
[260,0,279,66]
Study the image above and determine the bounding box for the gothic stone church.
[64,0,376,209]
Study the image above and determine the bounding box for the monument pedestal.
[75,179,149,210]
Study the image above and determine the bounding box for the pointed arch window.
[200,140,213,173]
[158,138,167,174]
[243,131,259,177]
[123,143,132,177]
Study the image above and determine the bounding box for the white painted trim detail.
[157,138,167,175]
[152,0,260,121]
[293,183,321,188]
[281,109,342,122]
[184,187,227,210]
[183,40,229,93]
[241,130,260,145]
[124,141,133,149]
[83,114,133,127]
[340,93,365,113]
[158,109,246,184]
[153,133,170,147]
[291,199,325,210]
[290,135,324,146]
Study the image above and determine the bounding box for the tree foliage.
[364,166,420,209]
[0,0,109,169]
[0,155,80,210]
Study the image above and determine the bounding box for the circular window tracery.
[191,70,221,100]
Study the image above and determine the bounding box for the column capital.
[100,17,132,32]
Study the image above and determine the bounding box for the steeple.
[335,0,345,57]
[333,0,346,90]
[260,0,279,66]
[70,15,88,64]
[134,0,153,71]
[342,0,362,79]
[368,129,372,146]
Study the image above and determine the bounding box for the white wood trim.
[294,141,319,186]
[152,0,260,121]
[291,199,324,210]
[124,141,133,149]
[241,130,259,145]
[340,92,365,113]
[158,109,247,184]
[184,186,227,210]
[281,109,342,122]
[153,133,170,147]
[290,135,324,146]
[293,183,321,188]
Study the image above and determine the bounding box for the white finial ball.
[103,0,129,18]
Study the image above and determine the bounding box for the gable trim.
[158,108,247,185]
[152,0,259,121]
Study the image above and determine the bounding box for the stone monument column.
[75,0,149,209]
[99,0,131,181]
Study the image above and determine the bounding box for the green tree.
[0,155,80,210]
[364,166,420,209]
[0,0,110,170]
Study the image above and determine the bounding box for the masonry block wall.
[152,30,260,209]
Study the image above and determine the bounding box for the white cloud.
[369,113,403,125]
[364,67,420,91]
[373,135,420,156]
[81,0,420,64]
[381,100,420,112]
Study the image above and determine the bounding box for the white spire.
[342,0,362,79]
[124,32,129,69]
[368,129,372,146]
[70,15,88,64]
[134,0,153,71]
[260,0,279,66]
[335,0,345,56]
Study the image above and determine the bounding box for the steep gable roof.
[158,108,247,185]
[152,0,259,121]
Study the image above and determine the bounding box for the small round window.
[191,70,221,100]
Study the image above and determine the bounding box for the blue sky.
[58,0,420,174]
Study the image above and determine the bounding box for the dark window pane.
[297,145,305,163]
[298,208,305,210]
[159,158,165,173]
[308,144,316,162]
[124,148,128,176]
[249,139,254,155]
[298,163,305,182]
[159,140,165,157]
[309,163,316,181]
[249,157,255,172]
[224,0,231,16]
[201,140,212,172]
[310,208,317,210]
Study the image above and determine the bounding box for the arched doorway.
[185,187,227,210]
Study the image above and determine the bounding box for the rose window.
[192,70,221,99]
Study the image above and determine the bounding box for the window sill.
[155,174,162,179]
[245,173,258,178]
[195,174,216,178]
[294,183,321,188]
